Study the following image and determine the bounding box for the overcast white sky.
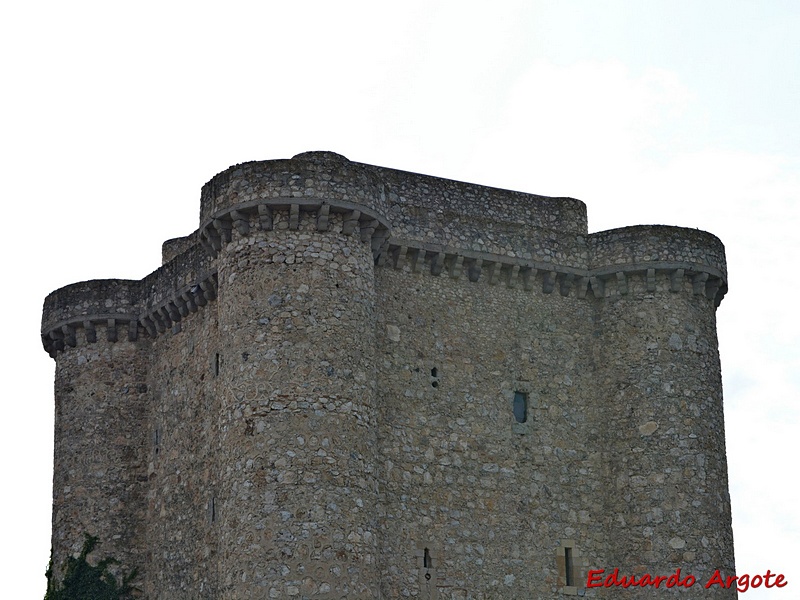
[1,2,798,597]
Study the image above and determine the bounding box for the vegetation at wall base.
[45,534,138,600]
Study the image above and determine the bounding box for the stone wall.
[374,266,600,597]
[50,334,150,585]
[145,305,219,598]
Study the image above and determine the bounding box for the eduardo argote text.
[587,568,787,593]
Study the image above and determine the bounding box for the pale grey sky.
[2,2,797,597]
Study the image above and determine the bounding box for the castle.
[42,151,736,598]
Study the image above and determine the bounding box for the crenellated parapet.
[372,163,588,267]
[200,151,391,224]
[588,225,727,306]
[198,152,393,264]
[161,233,196,265]
[43,160,729,358]
[369,163,587,233]
[381,225,727,306]
[41,242,217,357]
[41,278,142,357]
[200,151,590,267]
[589,224,727,272]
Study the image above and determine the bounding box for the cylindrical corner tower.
[589,226,735,597]
[202,152,390,598]
[42,280,150,585]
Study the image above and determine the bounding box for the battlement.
[41,222,727,357]
[200,152,588,265]
[41,154,735,599]
[42,241,216,356]
[588,225,727,275]
[43,168,727,357]
[200,151,390,224]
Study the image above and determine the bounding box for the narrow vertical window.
[419,546,437,587]
[214,353,220,377]
[513,391,527,423]
[565,547,574,586]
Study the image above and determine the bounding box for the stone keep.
[41,152,735,599]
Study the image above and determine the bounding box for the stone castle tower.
[41,152,735,598]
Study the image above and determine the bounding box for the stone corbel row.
[590,265,726,306]
[197,198,392,263]
[41,272,219,356]
[383,241,727,306]
[42,315,141,358]
[382,242,586,294]
[140,272,218,337]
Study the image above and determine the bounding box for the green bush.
[45,534,137,600]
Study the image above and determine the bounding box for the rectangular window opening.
[565,547,574,587]
[513,391,527,423]
[423,547,432,569]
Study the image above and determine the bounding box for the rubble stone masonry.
[42,151,734,598]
